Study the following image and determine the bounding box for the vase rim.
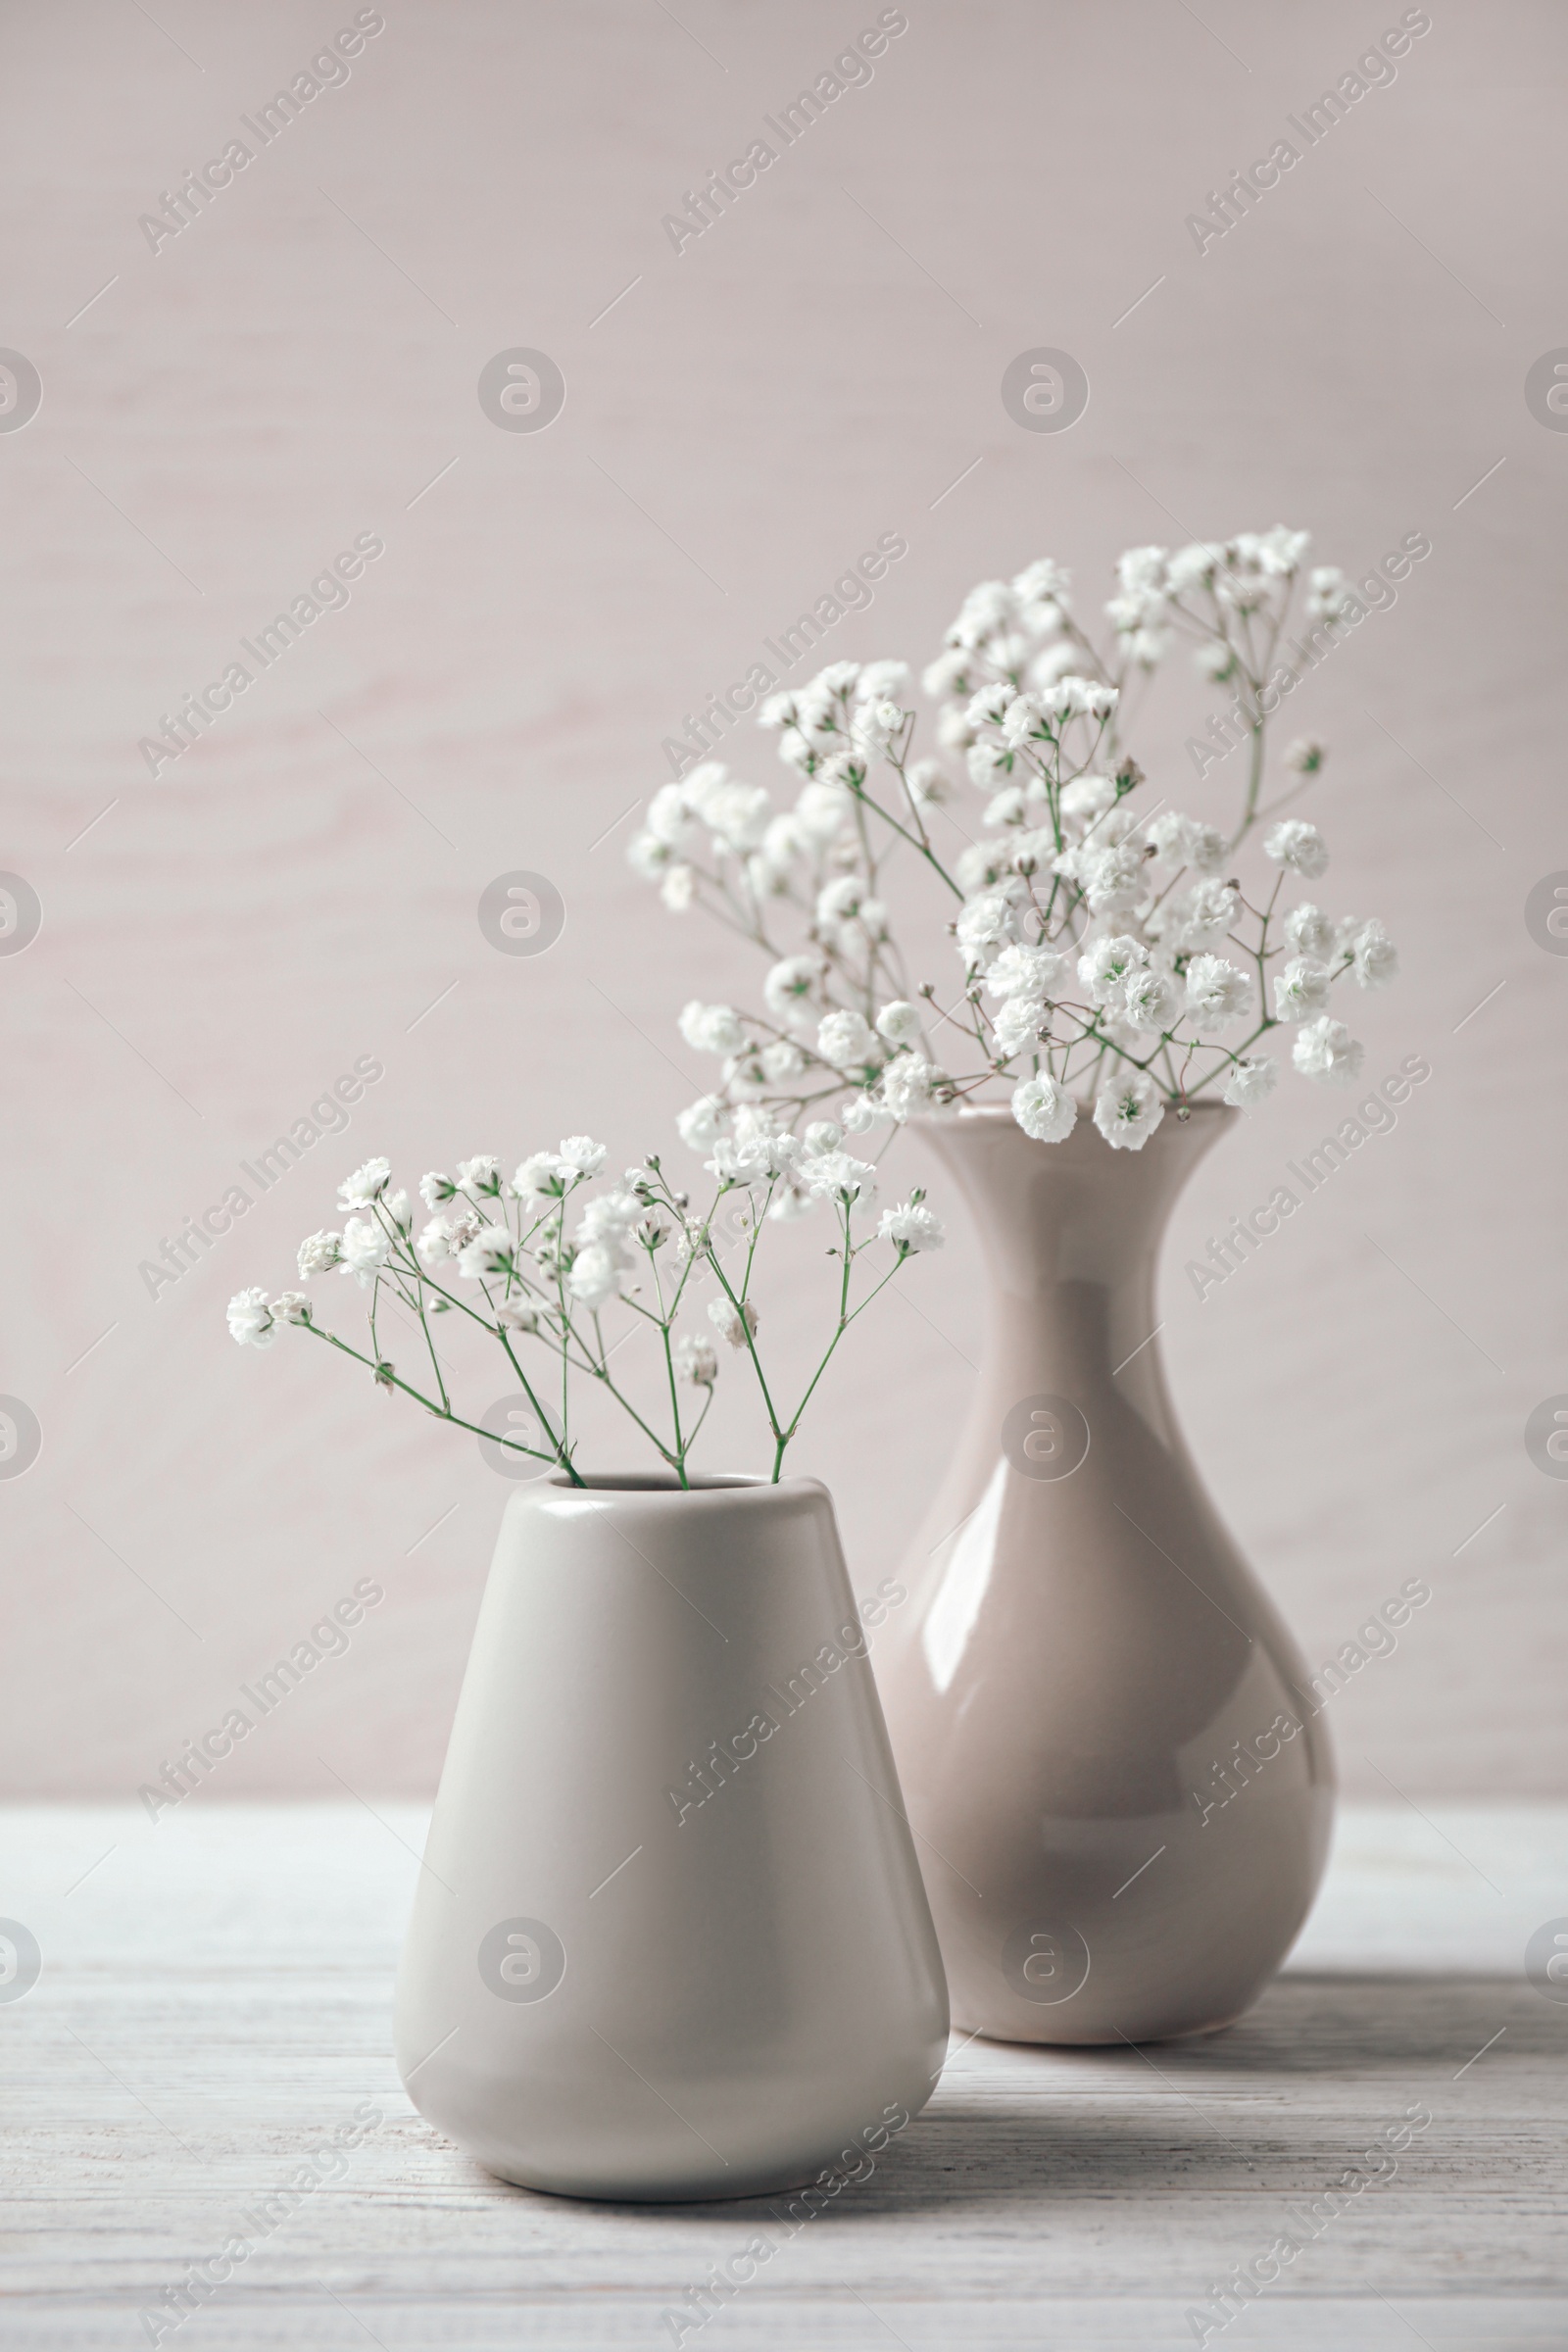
[910,1099,1236,1125]
[536,1471,826,1500]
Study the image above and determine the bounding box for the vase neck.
[911,1105,1235,1299]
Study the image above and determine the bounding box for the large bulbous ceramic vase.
[875,1104,1333,2046]
[394,1473,949,2200]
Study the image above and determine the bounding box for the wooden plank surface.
[4,1803,1567,2350]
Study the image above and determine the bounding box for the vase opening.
[543,1470,769,1494]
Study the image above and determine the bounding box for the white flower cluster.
[225,1125,941,1485]
[631,528,1399,1152]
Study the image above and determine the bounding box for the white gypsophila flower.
[1223,1056,1279,1109]
[708,1294,760,1349]
[984,783,1028,829]
[226,1287,275,1348]
[416,1215,456,1264]
[802,1149,876,1203]
[337,1156,391,1209]
[991,995,1049,1057]
[816,874,869,928]
[966,740,1012,790]
[627,830,674,880]
[1078,934,1149,1005]
[1293,1015,1364,1084]
[455,1224,514,1281]
[1059,775,1119,831]
[297,1230,342,1279]
[804,1120,841,1152]
[419,1171,456,1209]
[1264,819,1329,878]
[956,890,1018,962]
[456,1155,502,1196]
[880,1054,937,1120]
[878,1200,946,1252]
[495,1298,540,1333]
[985,943,1066,1000]
[1078,841,1148,915]
[854,696,906,760]
[1093,1071,1166,1151]
[1273,956,1332,1022]
[1121,967,1180,1034]
[1011,1072,1076,1143]
[674,1334,719,1386]
[1167,541,1224,591]
[271,1291,310,1326]
[645,781,694,845]
[1284,902,1336,960]
[693,777,772,854]
[956,839,1015,894]
[384,1189,411,1232]
[816,1008,878,1070]
[856,658,910,703]
[841,1093,887,1135]
[679,1001,746,1057]
[676,1097,725,1152]
[576,1191,642,1244]
[339,1216,392,1285]
[661,864,696,912]
[513,1151,567,1200]
[1195,639,1235,681]
[1169,877,1241,951]
[567,1241,627,1309]
[1145,811,1227,875]
[1351,920,1399,989]
[876,1000,924,1048]
[1283,738,1325,775]
[1184,954,1252,1034]
[794,778,855,842]
[763,954,824,1020]
[761,1039,805,1081]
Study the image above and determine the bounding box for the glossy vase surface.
[394,1473,949,2200]
[875,1105,1334,2045]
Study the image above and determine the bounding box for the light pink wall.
[4,0,1564,1801]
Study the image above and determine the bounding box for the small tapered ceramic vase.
[874,1104,1334,2045]
[394,1473,949,2200]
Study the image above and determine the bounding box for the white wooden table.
[6,1804,1567,2350]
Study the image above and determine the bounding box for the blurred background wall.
[4,0,1564,1802]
